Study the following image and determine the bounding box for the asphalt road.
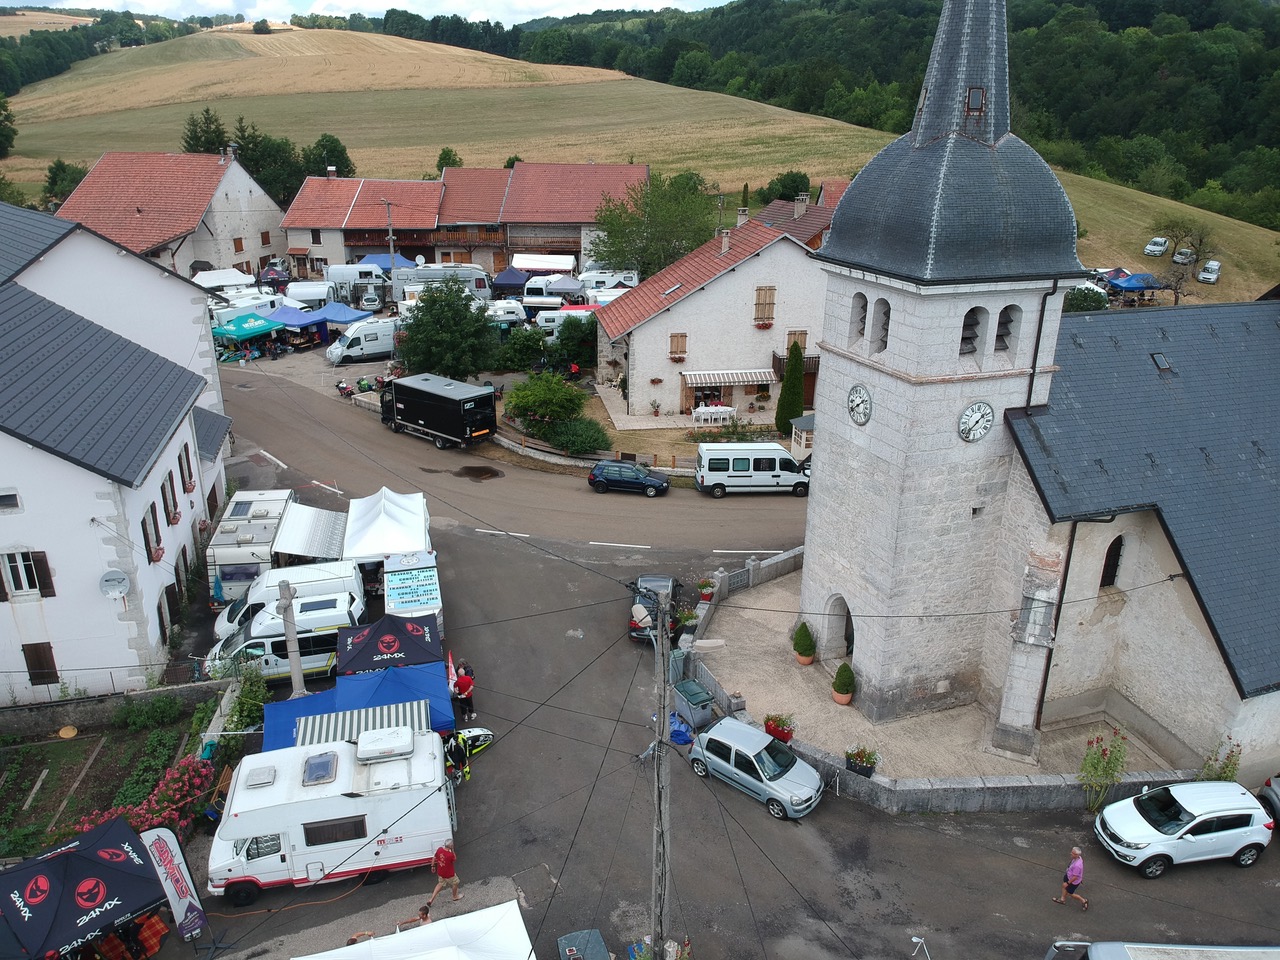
[210,369,1280,960]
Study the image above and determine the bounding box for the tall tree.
[232,115,304,207]
[588,171,717,277]
[0,92,14,158]
[754,170,811,205]
[775,339,805,434]
[301,133,356,179]
[180,107,226,154]
[436,147,463,177]
[398,277,497,381]
[0,171,28,207]
[43,158,88,205]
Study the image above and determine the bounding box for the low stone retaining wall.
[0,682,230,739]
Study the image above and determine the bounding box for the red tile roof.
[595,220,799,340]
[818,179,851,207]
[501,162,648,223]
[440,168,512,225]
[55,152,236,253]
[752,198,834,248]
[282,177,443,230]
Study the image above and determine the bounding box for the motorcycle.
[336,380,355,399]
[356,376,375,393]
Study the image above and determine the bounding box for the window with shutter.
[754,286,777,323]
[3,551,55,598]
[22,642,58,685]
[233,237,245,253]
[786,330,807,351]
[669,333,687,355]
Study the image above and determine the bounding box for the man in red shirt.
[427,840,462,905]
[454,672,476,722]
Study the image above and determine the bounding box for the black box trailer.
[380,373,498,449]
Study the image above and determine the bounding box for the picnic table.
[692,405,736,424]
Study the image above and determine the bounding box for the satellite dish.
[415,255,426,266]
[99,569,130,599]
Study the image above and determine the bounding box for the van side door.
[753,456,780,489]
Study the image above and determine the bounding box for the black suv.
[588,460,670,497]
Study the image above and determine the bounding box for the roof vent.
[235,534,255,544]
[251,508,270,518]
[219,523,238,534]
[662,283,682,297]
[356,726,415,763]
[244,764,276,788]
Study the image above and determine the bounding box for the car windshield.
[222,594,246,623]
[754,739,798,781]
[336,334,350,347]
[631,463,652,477]
[1133,787,1195,835]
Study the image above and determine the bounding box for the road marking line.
[590,541,651,549]
[713,549,784,554]
[260,449,288,469]
[311,481,343,495]
[476,528,530,538]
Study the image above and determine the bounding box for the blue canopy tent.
[1108,272,1164,291]
[269,304,332,344]
[492,267,530,296]
[309,301,373,326]
[359,253,416,271]
[262,662,454,750]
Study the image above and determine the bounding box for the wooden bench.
[203,764,234,832]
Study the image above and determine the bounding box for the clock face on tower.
[958,401,995,442]
[847,384,872,425]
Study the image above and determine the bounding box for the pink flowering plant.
[1077,726,1129,812]
[65,755,215,840]
[1197,735,1243,782]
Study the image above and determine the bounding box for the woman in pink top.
[1054,846,1088,911]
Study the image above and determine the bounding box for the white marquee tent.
[293,900,532,960]
[341,487,431,561]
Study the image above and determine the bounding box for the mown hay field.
[0,10,95,36]
[2,28,1276,301]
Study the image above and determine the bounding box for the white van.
[203,591,365,681]
[695,442,811,498]
[213,561,363,643]
[325,317,399,364]
[390,264,491,302]
[285,281,335,310]
[207,726,454,906]
[325,264,387,300]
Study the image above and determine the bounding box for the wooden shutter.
[22,642,58,685]
[31,552,55,598]
[0,564,8,602]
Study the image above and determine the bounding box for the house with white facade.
[594,221,825,417]
[0,202,233,702]
[55,151,286,279]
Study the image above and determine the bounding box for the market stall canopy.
[272,502,347,561]
[0,817,166,960]
[309,302,373,325]
[293,899,533,960]
[211,313,285,341]
[511,253,576,275]
[192,268,255,291]
[342,488,431,561]
[359,253,415,270]
[492,267,530,289]
[1109,272,1164,291]
[268,305,317,326]
[546,275,586,298]
[262,661,453,749]
[337,614,443,674]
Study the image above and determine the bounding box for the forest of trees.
[378,0,1280,230]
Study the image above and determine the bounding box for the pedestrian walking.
[454,670,476,722]
[427,840,463,905]
[1053,846,1088,911]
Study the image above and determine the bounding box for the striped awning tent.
[295,700,432,746]
[681,369,779,386]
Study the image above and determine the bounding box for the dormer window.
[965,87,985,115]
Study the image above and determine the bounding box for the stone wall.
[0,682,230,738]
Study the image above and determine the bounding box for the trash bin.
[673,679,714,729]
[667,648,686,686]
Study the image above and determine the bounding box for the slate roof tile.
[0,203,74,283]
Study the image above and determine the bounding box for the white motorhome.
[211,293,287,327]
[285,281,336,310]
[203,590,365,681]
[205,490,296,608]
[213,561,363,643]
[578,270,638,290]
[694,442,811,498]
[326,317,400,364]
[207,727,455,906]
[390,264,491,302]
[587,288,630,307]
[326,264,388,301]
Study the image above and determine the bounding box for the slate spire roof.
[819,0,1084,283]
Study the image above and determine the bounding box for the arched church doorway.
[827,595,855,657]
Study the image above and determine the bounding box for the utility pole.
[383,199,398,279]
[277,581,306,699]
[651,586,672,957]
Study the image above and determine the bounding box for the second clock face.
[958,401,995,442]
[847,384,872,425]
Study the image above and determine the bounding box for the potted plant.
[698,577,715,601]
[846,745,878,776]
[755,321,773,330]
[763,713,794,743]
[756,391,771,403]
[792,621,815,665]
[832,662,855,705]
[650,399,661,417]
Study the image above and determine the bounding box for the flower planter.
[183,480,196,494]
[764,721,793,742]
[832,689,853,705]
[700,590,714,602]
[755,322,773,330]
[149,546,165,564]
[846,760,875,777]
[795,652,814,666]
[167,510,182,526]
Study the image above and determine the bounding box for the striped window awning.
[680,369,779,387]
[294,700,432,746]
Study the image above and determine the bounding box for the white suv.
[1095,781,1273,879]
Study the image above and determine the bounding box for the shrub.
[832,662,855,695]
[114,694,182,731]
[540,416,610,455]
[792,621,815,657]
[1197,735,1242,782]
[113,729,182,807]
[1077,727,1129,812]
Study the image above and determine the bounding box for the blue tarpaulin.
[269,305,332,343]
[1109,272,1164,291]
[262,662,455,750]
[309,301,373,325]
[359,253,415,270]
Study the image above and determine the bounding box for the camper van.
[694,442,811,498]
[205,490,296,608]
[578,270,638,290]
[285,281,336,310]
[587,288,630,307]
[389,264,491,303]
[207,727,455,906]
[325,317,400,364]
[325,264,388,301]
[211,293,287,327]
[213,561,363,643]
[202,590,366,681]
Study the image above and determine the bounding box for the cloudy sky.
[59,0,721,29]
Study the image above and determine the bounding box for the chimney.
[720,229,731,255]
[736,207,749,226]
[327,166,337,179]
[793,192,810,219]
[227,142,239,162]
[218,146,226,165]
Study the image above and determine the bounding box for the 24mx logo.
[75,878,107,910]
[25,875,51,905]
[97,848,127,863]
[377,635,401,655]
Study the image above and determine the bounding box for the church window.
[1100,536,1124,588]
[870,298,891,355]
[850,293,868,347]
[754,286,777,323]
[965,87,985,115]
[960,307,982,355]
[996,305,1021,353]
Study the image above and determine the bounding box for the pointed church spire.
[912,0,1010,148]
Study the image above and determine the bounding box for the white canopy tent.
[273,502,348,561]
[293,900,532,960]
[192,268,256,291]
[342,487,431,561]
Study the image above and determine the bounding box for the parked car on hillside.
[1173,247,1196,265]
[1094,780,1272,879]
[1143,237,1169,256]
[689,716,824,820]
[1197,260,1222,284]
[588,460,670,497]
